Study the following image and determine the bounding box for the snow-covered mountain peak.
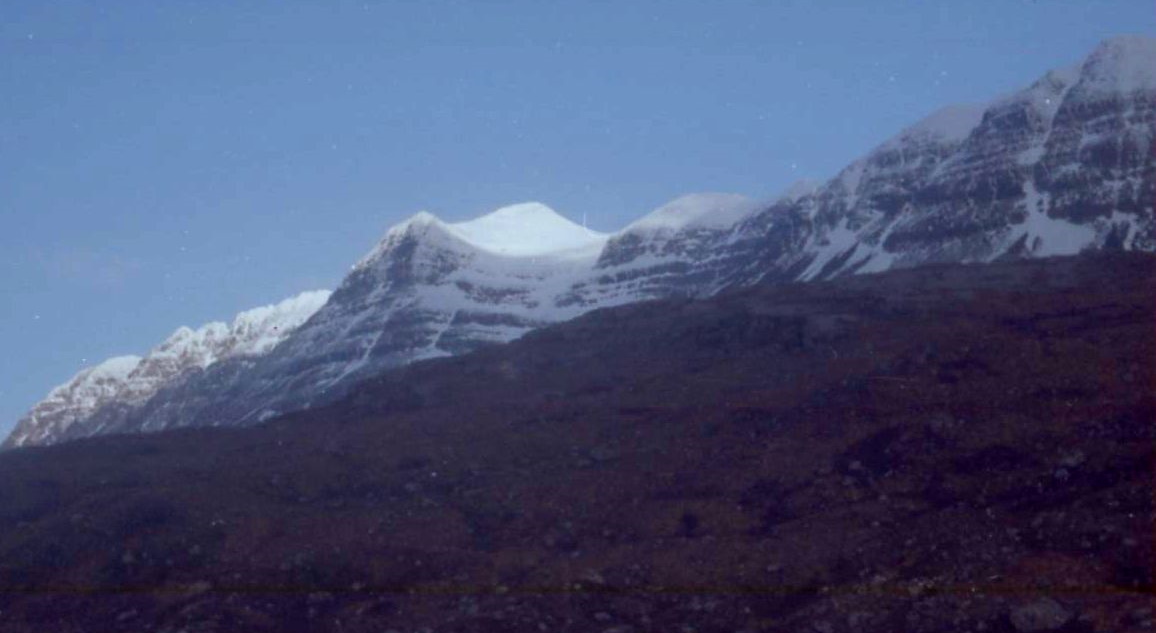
[777,179,822,203]
[890,103,988,147]
[152,322,228,365]
[356,203,608,268]
[10,36,1155,450]
[4,355,147,448]
[44,355,143,401]
[166,325,197,341]
[379,210,444,242]
[628,193,759,233]
[1044,64,1083,90]
[353,210,444,270]
[228,290,332,357]
[463,202,559,224]
[232,290,331,329]
[147,290,331,365]
[1078,34,1156,94]
[444,202,608,257]
[93,355,144,376]
[990,62,1079,118]
[399,210,441,229]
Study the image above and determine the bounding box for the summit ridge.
[9,36,1155,448]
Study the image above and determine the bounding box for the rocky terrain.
[8,35,1154,448]
[0,253,1151,632]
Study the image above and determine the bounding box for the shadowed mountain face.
[9,36,1155,449]
[0,253,1151,633]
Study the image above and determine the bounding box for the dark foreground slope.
[0,254,1152,633]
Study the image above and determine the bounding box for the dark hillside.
[0,253,1152,633]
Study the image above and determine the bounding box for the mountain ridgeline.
[7,35,1155,449]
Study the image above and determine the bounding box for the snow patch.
[833,161,867,214]
[1000,180,1098,257]
[800,219,861,281]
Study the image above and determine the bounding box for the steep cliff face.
[754,36,1155,280]
[1039,35,1155,244]
[10,36,1154,448]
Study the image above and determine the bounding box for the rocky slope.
[9,35,1154,447]
[0,253,1151,632]
[726,35,1155,282]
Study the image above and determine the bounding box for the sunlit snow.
[444,202,609,257]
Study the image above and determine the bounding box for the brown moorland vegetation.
[0,253,1152,632]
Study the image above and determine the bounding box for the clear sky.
[1,0,1152,435]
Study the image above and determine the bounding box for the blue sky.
[1,0,1152,435]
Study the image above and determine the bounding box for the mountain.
[8,35,1155,448]
[6,356,143,449]
[4,291,331,448]
[0,253,1151,632]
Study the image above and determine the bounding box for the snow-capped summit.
[354,210,442,270]
[792,34,1155,281]
[187,202,616,425]
[356,204,608,269]
[151,323,230,368]
[10,35,1155,449]
[1077,34,1156,94]
[887,103,988,147]
[444,202,608,257]
[777,179,822,203]
[999,64,1080,131]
